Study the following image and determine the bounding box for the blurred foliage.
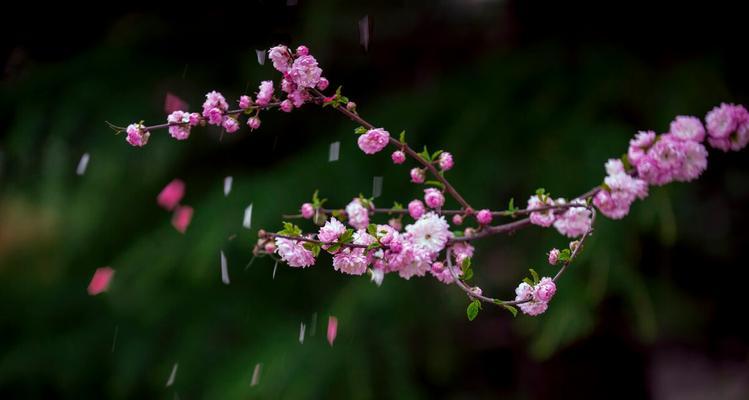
[1,1,749,399]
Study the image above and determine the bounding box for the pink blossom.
[438,152,454,171]
[405,212,450,257]
[548,248,560,265]
[628,130,656,165]
[166,111,194,140]
[157,179,185,211]
[268,45,291,73]
[256,81,274,106]
[222,116,239,133]
[317,77,329,91]
[388,218,402,231]
[318,217,346,243]
[171,205,193,233]
[706,104,749,151]
[247,117,261,130]
[424,188,445,209]
[527,195,555,227]
[670,115,705,142]
[275,237,316,267]
[126,124,150,147]
[281,78,295,94]
[515,282,549,316]
[471,286,483,297]
[346,101,357,111]
[408,199,425,219]
[345,198,370,230]
[553,199,591,238]
[673,140,708,182]
[593,190,628,220]
[391,150,406,164]
[451,242,474,265]
[452,214,463,225]
[296,45,309,56]
[333,248,368,275]
[289,55,322,88]
[430,261,463,284]
[301,203,314,219]
[239,95,253,110]
[87,267,115,295]
[476,209,492,225]
[288,89,309,108]
[534,277,557,302]
[327,316,338,346]
[410,168,425,184]
[280,99,293,113]
[705,103,740,139]
[202,91,228,125]
[204,107,224,126]
[357,128,390,155]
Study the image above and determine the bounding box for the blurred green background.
[1,1,748,399]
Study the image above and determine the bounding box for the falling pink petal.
[172,205,193,233]
[327,316,338,346]
[164,92,189,114]
[157,179,185,211]
[88,267,115,295]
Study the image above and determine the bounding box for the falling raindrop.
[256,49,266,65]
[299,322,306,344]
[329,141,340,162]
[359,16,371,51]
[165,363,179,387]
[250,363,262,386]
[111,325,119,353]
[243,203,253,229]
[372,176,383,198]
[76,153,90,176]
[220,251,230,285]
[223,176,233,197]
[272,260,279,280]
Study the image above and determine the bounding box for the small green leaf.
[523,277,534,286]
[366,242,380,251]
[431,150,443,160]
[339,229,354,244]
[354,126,368,135]
[424,180,445,189]
[463,268,474,281]
[452,230,464,237]
[399,130,406,144]
[466,300,481,321]
[392,201,404,211]
[327,243,341,253]
[502,304,518,317]
[367,224,378,236]
[418,146,431,162]
[529,268,540,285]
[558,248,572,262]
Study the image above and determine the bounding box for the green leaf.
[367,224,378,236]
[506,197,519,214]
[399,130,406,144]
[418,146,431,162]
[523,277,534,286]
[327,243,341,253]
[366,242,380,251]
[354,126,368,135]
[466,300,481,321]
[621,153,633,171]
[392,201,404,211]
[529,268,540,285]
[424,180,445,189]
[279,222,302,236]
[492,300,518,317]
[452,230,464,237]
[463,268,474,281]
[558,248,572,262]
[431,150,443,160]
[339,229,354,244]
[461,258,472,270]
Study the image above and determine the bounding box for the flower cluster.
[514,277,557,316]
[120,42,749,320]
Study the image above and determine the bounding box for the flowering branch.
[117,43,749,319]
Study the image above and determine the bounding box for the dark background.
[1,1,748,399]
